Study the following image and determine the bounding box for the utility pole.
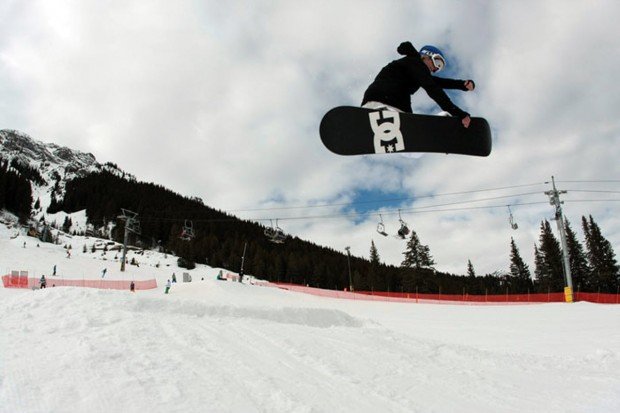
[345,246,353,292]
[117,209,140,272]
[239,242,247,283]
[544,176,574,302]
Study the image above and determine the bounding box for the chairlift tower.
[544,176,574,301]
[239,242,247,283]
[345,246,353,292]
[117,209,141,272]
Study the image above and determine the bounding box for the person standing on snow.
[362,41,475,128]
[165,279,171,294]
[39,275,47,289]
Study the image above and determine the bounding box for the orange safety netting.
[270,283,619,304]
[2,274,158,291]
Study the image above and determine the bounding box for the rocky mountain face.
[0,129,132,208]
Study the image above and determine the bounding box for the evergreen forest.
[2,166,619,294]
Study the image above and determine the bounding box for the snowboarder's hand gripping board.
[319,106,492,157]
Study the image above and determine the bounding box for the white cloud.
[1,0,619,275]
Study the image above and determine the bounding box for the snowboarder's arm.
[432,77,475,91]
[419,74,470,119]
[403,56,470,122]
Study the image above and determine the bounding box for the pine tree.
[534,220,565,292]
[467,259,475,277]
[369,240,380,265]
[509,237,532,293]
[365,240,382,291]
[401,230,435,269]
[401,230,434,293]
[0,158,33,222]
[533,244,544,284]
[583,215,619,292]
[62,216,72,233]
[564,219,590,291]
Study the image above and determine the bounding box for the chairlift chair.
[266,220,286,244]
[397,210,410,239]
[180,220,195,241]
[264,221,276,239]
[271,228,286,244]
[377,214,388,237]
[507,206,519,230]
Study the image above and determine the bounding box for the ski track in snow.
[1,286,619,413]
[1,229,619,412]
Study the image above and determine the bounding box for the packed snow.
[1,221,619,412]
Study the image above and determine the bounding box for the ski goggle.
[421,49,446,72]
[430,54,445,72]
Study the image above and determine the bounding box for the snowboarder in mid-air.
[362,41,475,128]
[319,41,491,157]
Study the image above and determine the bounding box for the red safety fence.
[2,274,158,291]
[1,273,29,288]
[358,291,568,303]
[575,292,620,304]
[270,283,620,304]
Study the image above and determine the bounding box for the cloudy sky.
[2,0,620,275]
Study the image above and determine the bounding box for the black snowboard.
[319,106,492,157]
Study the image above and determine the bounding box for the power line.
[82,197,620,227]
[223,182,547,212]
[565,199,620,203]
[133,189,545,223]
[259,201,551,222]
[400,191,542,211]
[76,179,620,227]
[557,180,620,184]
[564,189,620,194]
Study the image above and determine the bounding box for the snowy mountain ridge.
[0,129,97,170]
[0,129,134,211]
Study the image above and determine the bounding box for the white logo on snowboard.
[369,110,405,153]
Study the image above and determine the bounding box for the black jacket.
[362,43,470,118]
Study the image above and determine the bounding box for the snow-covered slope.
[1,129,132,233]
[1,228,619,412]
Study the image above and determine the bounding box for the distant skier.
[165,279,171,294]
[130,281,135,292]
[362,41,475,128]
[39,275,47,289]
[101,268,107,278]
